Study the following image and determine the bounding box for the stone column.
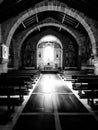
[94,55,98,75]
[0,24,1,43]
[77,48,81,69]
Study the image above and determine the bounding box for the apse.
[37,35,62,70]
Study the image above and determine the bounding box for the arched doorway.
[37,35,62,71]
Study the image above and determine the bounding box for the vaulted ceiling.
[15,10,86,35]
[0,0,98,23]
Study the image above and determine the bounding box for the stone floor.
[0,74,98,130]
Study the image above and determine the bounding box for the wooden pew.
[0,77,26,112]
[0,87,22,112]
[72,79,98,106]
[72,74,98,106]
[72,75,98,82]
[0,70,40,112]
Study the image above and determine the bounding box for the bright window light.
[43,45,54,63]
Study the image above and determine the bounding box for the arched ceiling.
[15,11,86,35]
[37,35,62,49]
[1,0,96,56]
[0,0,98,23]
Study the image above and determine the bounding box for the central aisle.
[13,74,98,130]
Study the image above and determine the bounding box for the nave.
[6,74,98,130]
[1,1,98,130]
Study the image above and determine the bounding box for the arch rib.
[6,2,96,55]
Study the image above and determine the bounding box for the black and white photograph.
[0,0,98,130]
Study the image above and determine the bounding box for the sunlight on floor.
[40,74,64,93]
[36,74,73,111]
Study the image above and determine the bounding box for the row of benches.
[60,70,98,106]
[0,70,40,113]
[72,74,98,106]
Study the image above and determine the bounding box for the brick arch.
[6,1,96,55]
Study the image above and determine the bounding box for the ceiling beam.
[36,14,40,31]
[75,22,79,28]
[59,14,66,31]
[22,21,26,28]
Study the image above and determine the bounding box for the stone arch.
[6,1,96,55]
[37,34,63,49]
[18,23,80,57]
[17,23,79,69]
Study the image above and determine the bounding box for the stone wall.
[10,28,87,69]
[0,0,98,73]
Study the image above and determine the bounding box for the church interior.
[0,0,98,130]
